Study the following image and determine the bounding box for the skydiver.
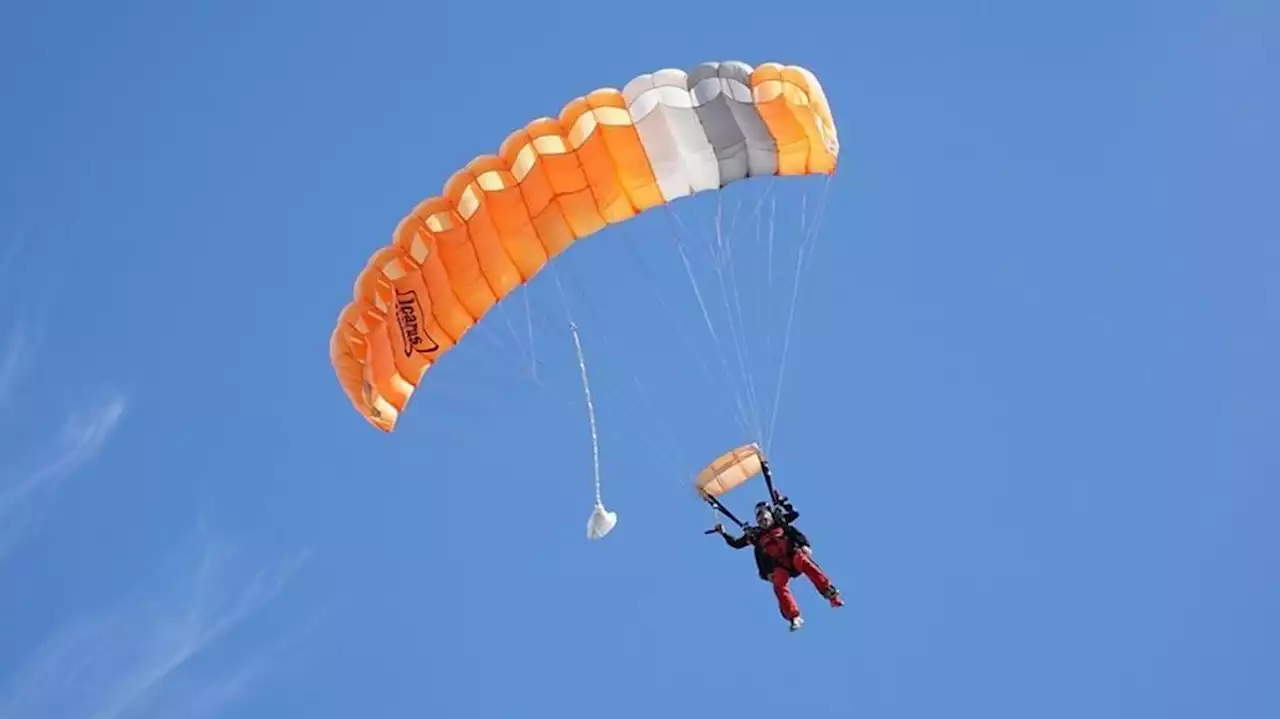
[714,498,843,632]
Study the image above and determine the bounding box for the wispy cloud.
[0,328,29,408]
[0,393,127,559]
[1,232,120,550]
[0,234,316,717]
[0,232,30,293]
[0,320,46,414]
[0,527,313,719]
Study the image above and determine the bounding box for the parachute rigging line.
[664,208,754,439]
[523,285,538,381]
[713,192,766,445]
[765,174,835,451]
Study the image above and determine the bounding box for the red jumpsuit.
[726,523,838,620]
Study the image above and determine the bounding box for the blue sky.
[2,0,1277,717]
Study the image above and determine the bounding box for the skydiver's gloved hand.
[713,522,725,534]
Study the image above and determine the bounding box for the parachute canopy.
[694,443,765,500]
[330,60,839,431]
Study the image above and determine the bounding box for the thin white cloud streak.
[0,329,28,409]
[0,241,50,417]
[0,233,29,292]
[0,323,45,413]
[1,240,118,554]
[0,530,312,719]
[0,394,127,559]
[124,602,328,719]
[135,657,267,719]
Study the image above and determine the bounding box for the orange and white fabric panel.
[332,60,838,431]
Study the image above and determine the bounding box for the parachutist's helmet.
[754,502,775,527]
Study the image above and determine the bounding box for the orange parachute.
[330,60,839,431]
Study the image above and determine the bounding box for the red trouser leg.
[770,567,800,620]
[792,550,833,595]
